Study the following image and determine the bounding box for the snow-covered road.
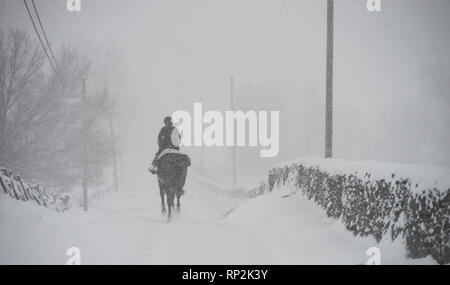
[0,174,436,264]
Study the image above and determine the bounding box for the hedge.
[249,158,450,264]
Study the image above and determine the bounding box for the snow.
[273,157,450,194]
[0,173,437,264]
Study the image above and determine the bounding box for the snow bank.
[189,171,249,200]
[188,171,250,219]
[250,158,450,264]
[0,190,150,264]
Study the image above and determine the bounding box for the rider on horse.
[149,116,181,174]
[149,116,190,220]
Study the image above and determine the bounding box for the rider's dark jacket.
[158,125,179,151]
[153,125,180,165]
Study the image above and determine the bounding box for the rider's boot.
[149,165,158,174]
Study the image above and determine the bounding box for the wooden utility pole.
[81,78,88,211]
[200,96,205,174]
[106,87,119,193]
[230,76,236,186]
[119,144,125,188]
[325,0,334,158]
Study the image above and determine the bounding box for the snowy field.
[0,175,437,265]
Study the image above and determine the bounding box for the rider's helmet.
[164,116,172,126]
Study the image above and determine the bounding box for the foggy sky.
[1,0,449,187]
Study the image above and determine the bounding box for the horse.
[154,151,190,221]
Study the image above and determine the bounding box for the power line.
[30,0,59,71]
[23,0,58,75]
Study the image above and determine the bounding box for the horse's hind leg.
[166,188,175,221]
[160,188,166,215]
[176,191,181,213]
[175,167,186,214]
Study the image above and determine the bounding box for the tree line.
[0,28,121,192]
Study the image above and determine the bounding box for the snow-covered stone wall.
[250,158,450,264]
[0,168,71,212]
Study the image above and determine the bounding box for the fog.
[1,0,449,188]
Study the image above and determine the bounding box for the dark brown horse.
[155,152,190,221]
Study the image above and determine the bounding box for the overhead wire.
[23,0,58,75]
[30,0,60,72]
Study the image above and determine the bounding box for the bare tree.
[99,47,126,192]
[0,28,116,192]
[0,28,46,169]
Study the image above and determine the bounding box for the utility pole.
[106,87,119,192]
[119,142,125,189]
[230,76,236,187]
[200,96,205,174]
[81,78,88,211]
[114,109,125,191]
[325,0,334,158]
